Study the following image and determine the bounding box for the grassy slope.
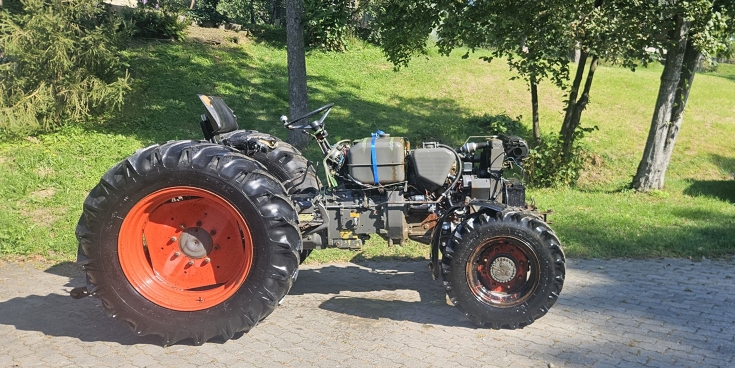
[0,30,733,263]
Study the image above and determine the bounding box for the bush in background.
[123,0,188,40]
[0,0,131,137]
[189,0,226,26]
[466,113,524,135]
[525,128,596,188]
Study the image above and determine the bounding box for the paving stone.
[0,259,734,367]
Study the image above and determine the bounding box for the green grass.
[1,29,734,263]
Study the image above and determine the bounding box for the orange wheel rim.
[118,186,253,311]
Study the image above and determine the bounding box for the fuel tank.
[347,136,406,185]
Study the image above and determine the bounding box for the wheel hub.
[468,238,529,299]
[178,227,213,259]
[489,256,516,283]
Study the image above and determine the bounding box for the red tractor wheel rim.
[466,236,539,307]
[118,186,253,311]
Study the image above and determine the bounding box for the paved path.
[0,258,733,367]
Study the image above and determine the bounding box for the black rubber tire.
[442,210,565,329]
[223,130,320,195]
[223,130,320,263]
[75,141,301,345]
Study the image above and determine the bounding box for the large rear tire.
[442,210,565,329]
[223,131,320,263]
[76,141,300,345]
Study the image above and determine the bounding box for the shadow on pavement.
[0,263,162,346]
[289,263,475,328]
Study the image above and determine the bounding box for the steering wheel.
[283,103,334,131]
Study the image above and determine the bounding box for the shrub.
[524,127,596,188]
[0,0,131,136]
[466,113,524,135]
[189,0,226,26]
[124,1,188,40]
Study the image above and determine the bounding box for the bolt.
[198,297,203,302]
[170,236,177,242]
[196,221,202,227]
[187,260,194,266]
[180,224,186,230]
[203,258,210,265]
[173,252,181,257]
[214,245,220,250]
[210,230,216,236]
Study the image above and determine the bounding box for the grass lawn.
[1,27,734,263]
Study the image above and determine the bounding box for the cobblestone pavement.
[0,257,733,367]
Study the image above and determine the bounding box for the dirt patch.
[577,153,613,187]
[186,26,248,46]
[29,187,56,201]
[37,166,54,178]
[29,207,57,228]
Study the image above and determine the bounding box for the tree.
[633,0,733,191]
[378,0,575,143]
[378,0,659,158]
[0,0,130,135]
[285,0,309,149]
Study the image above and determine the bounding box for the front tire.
[76,141,300,345]
[443,210,565,329]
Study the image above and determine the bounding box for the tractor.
[72,95,565,345]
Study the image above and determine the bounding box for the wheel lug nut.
[210,230,216,235]
[203,258,210,265]
[187,260,194,266]
[180,224,186,230]
[173,252,181,257]
[196,221,202,227]
[170,236,177,242]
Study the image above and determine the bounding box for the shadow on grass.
[552,205,735,259]
[684,180,735,204]
[84,39,529,155]
[702,63,735,83]
[681,153,735,204]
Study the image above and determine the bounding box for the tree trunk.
[632,16,691,191]
[560,51,587,139]
[285,0,310,149]
[670,41,701,134]
[249,0,255,24]
[558,0,603,162]
[561,55,598,160]
[530,77,540,143]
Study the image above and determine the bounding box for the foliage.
[189,0,226,26]
[216,0,271,25]
[124,1,188,40]
[351,0,382,44]
[466,113,523,136]
[0,0,131,137]
[525,128,596,188]
[303,0,351,51]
